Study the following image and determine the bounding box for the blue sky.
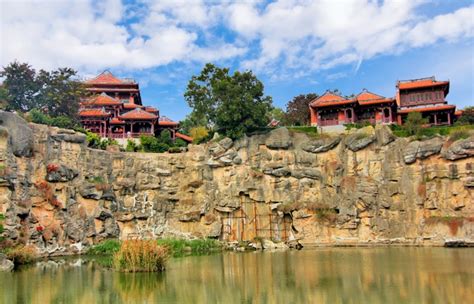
[1,0,473,121]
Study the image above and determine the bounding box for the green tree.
[190,126,209,144]
[184,63,273,139]
[284,93,318,126]
[269,107,286,124]
[0,62,38,111]
[36,67,86,117]
[404,112,427,136]
[1,61,86,119]
[457,106,474,125]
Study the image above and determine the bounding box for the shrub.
[344,120,374,130]
[404,112,427,137]
[29,109,76,129]
[168,146,182,153]
[113,240,169,272]
[88,239,121,255]
[0,213,4,242]
[140,135,169,153]
[456,106,474,125]
[126,139,138,152]
[449,130,471,141]
[6,245,38,265]
[190,126,209,144]
[86,131,101,148]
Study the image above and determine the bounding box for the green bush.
[113,240,169,272]
[0,214,4,242]
[29,109,77,129]
[126,139,138,152]
[344,120,374,130]
[449,130,471,141]
[88,239,121,255]
[86,131,101,148]
[156,238,222,257]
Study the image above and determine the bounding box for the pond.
[0,247,473,303]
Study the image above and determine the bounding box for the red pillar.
[309,106,318,126]
[447,112,452,125]
[434,113,438,126]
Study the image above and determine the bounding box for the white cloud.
[0,0,244,73]
[0,0,472,79]
[227,0,474,75]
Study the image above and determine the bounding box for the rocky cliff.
[0,111,473,255]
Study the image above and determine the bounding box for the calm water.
[0,248,473,304]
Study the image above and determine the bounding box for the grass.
[87,239,121,255]
[113,240,169,272]
[6,245,38,265]
[157,238,222,257]
[287,126,319,138]
[88,238,222,259]
[390,124,474,139]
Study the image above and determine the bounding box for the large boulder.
[0,253,14,272]
[265,127,292,149]
[301,136,341,153]
[345,127,376,152]
[442,136,474,160]
[375,125,396,146]
[0,111,34,157]
[51,129,86,144]
[403,137,444,164]
[46,164,79,182]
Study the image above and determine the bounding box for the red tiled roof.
[356,90,395,106]
[123,103,143,109]
[145,106,159,113]
[83,93,122,106]
[176,132,193,142]
[397,78,449,90]
[79,109,111,117]
[454,110,463,116]
[119,108,157,120]
[398,104,455,114]
[310,91,355,108]
[86,71,135,85]
[110,118,125,124]
[158,116,178,126]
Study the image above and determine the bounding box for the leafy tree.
[35,67,86,117]
[190,126,209,144]
[0,86,8,110]
[284,93,318,126]
[404,112,427,136]
[456,106,474,125]
[184,63,273,139]
[158,129,173,146]
[269,107,286,124]
[1,61,86,118]
[0,62,38,111]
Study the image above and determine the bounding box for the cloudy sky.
[1,0,473,121]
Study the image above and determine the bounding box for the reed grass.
[113,240,169,272]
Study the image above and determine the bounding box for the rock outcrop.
[0,111,472,255]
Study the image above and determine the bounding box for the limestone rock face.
[403,137,444,164]
[265,127,292,149]
[442,136,474,160]
[0,111,34,157]
[345,128,376,152]
[0,116,472,255]
[302,137,341,153]
[0,254,14,272]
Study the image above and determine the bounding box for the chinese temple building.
[309,76,456,129]
[79,71,190,142]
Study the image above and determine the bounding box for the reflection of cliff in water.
[1,248,473,304]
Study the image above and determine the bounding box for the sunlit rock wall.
[0,111,473,255]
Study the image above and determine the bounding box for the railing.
[318,119,339,126]
[106,132,154,139]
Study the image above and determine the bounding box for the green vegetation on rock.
[87,239,121,255]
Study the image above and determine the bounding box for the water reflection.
[0,248,473,303]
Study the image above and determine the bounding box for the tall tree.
[0,62,38,111]
[285,93,318,126]
[0,61,86,117]
[184,63,273,139]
